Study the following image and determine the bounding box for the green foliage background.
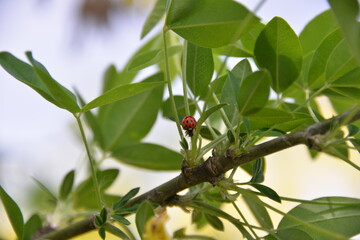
[1,0,360,239]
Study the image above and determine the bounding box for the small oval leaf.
[251,183,281,203]
[59,169,75,201]
[277,197,360,239]
[112,143,182,170]
[166,0,259,48]
[186,42,214,98]
[254,17,303,93]
[0,185,24,239]
[127,46,182,72]
[136,201,155,239]
[81,81,165,113]
[26,52,80,113]
[237,70,270,115]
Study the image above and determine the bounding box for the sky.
[2,0,360,238]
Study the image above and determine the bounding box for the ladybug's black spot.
[186,120,189,123]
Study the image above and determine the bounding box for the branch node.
[306,134,324,151]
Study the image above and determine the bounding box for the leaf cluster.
[1,0,360,239]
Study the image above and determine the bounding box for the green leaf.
[98,227,106,239]
[113,187,140,210]
[0,52,63,109]
[281,114,315,132]
[162,95,195,119]
[350,139,360,153]
[214,22,265,57]
[328,0,360,63]
[186,42,214,98]
[180,137,189,150]
[246,108,293,130]
[221,59,252,122]
[95,215,104,227]
[299,10,338,55]
[136,201,155,239]
[330,67,360,88]
[127,46,182,72]
[347,125,360,137]
[307,29,343,88]
[25,52,80,113]
[173,228,216,240]
[102,64,120,93]
[100,207,108,223]
[200,126,221,141]
[325,39,359,83]
[165,0,259,48]
[250,158,264,183]
[111,214,131,225]
[251,183,281,203]
[198,104,227,127]
[76,90,104,148]
[81,81,165,113]
[204,214,224,231]
[32,177,57,204]
[59,169,75,201]
[237,70,270,115]
[73,169,120,209]
[102,34,164,92]
[112,143,182,170]
[115,205,140,215]
[190,201,253,239]
[243,193,273,229]
[0,185,24,239]
[266,229,313,240]
[277,197,360,239]
[141,0,166,38]
[98,73,164,151]
[104,223,130,240]
[23,214,42,240]
[213,41,252,58]
[254,17,303,93]
[239,21,265,55]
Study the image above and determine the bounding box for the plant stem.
[212,92,236,137]
[305,89,320,123]
[232,201,259,239]
[182,40,191,116]
[75,115,104,208]
[191,93,218,139]
[195,132,228,162]
[163,29,184,139]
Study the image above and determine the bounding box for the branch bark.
[39,108,360,239]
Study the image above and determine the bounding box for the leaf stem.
[232,201,260,239]
[75,115,104,208]
[192,95,218,139]
[195,132,228,162]
[182,40,191,116]
[305,89,320,123]
[162,29,184,140]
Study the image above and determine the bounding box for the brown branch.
[39,108,360,239]
[38,216,96,240]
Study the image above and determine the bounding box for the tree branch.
[39,108,360,239]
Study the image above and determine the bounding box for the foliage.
[1,0,360,239]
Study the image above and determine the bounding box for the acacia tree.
[1,0,360,239]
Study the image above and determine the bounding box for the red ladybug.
[182,115,197,137]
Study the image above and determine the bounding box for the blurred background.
[1,0,359,239]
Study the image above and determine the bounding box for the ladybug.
[182,115,197,137]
